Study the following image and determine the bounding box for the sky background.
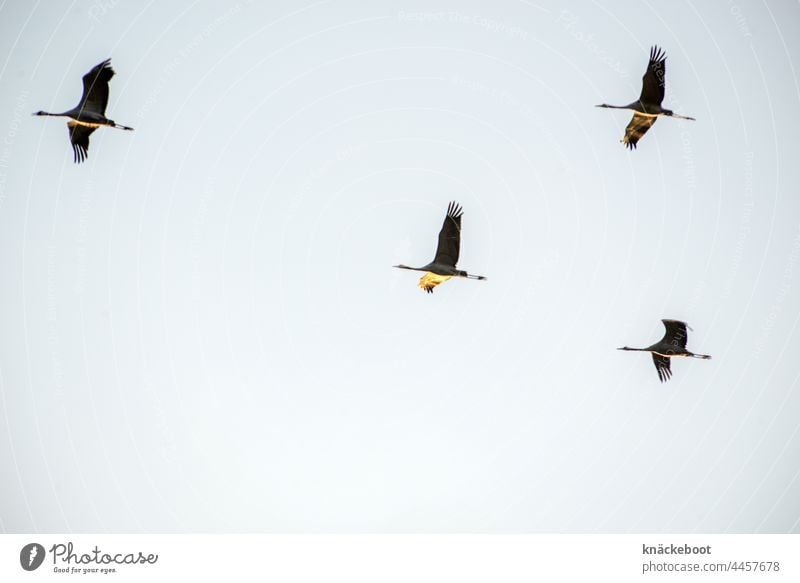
[0,0,799,533]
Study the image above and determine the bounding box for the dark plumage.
[618,319,711,383]
[433,201,462,268]
[393,201,486,293]
[622,114,659,151]
[596,45,695,149]
[33,59,133,163]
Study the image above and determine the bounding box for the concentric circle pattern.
[0,1,798,533]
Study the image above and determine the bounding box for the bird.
[394,201,487,293]
[618,319,711,382]
[33,59,133,163]
[596,45,695,149]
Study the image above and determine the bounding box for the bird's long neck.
[617,346,648,351]
[596,103,629,110]
[393,264,423,272]
[34,111,64,117]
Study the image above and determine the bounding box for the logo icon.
[20,543,46,571]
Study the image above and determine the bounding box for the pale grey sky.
[0,0,799,532]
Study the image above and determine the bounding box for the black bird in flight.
[618,319,711,382]
[34,59,133,163]
[596,46,695,149]
[394,201,487,293]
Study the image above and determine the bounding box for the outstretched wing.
[432,201,463,267]
[622,113,657,149]
[80,59,114,115]
[652,354,672,383]
[67,122,96,163]
[659,319,689,352]
[639,45,666,106]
